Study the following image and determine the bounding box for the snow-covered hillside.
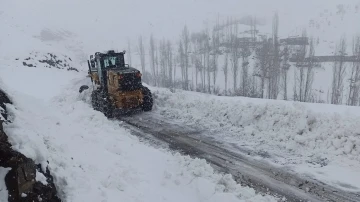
[0,61,277,201]
[0,1,283,200]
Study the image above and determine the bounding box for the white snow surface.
[36,170,48,186]
[152,87,360,192]
[0,64,276,201]
[0,167,10,202]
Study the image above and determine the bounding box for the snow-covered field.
[152,86,360,192]
[0,61,277,201]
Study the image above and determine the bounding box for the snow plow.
[79,50,153,117]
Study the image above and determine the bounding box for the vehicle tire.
[103,98,114,118]
[91,91,100,111]
[141,86,153,111]
[79,85,89,93]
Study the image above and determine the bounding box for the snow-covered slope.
[0,1,275,201]
[152,87,360,192]
[0,62,276,201]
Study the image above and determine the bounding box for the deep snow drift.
[0,61,276,201]
[152,87,360,192]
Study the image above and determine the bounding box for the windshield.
[103,55,125,68]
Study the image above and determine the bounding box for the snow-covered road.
[0,63,276,201]
[119,111,360,202]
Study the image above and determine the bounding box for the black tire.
[102,98,114,118]
[91,90,100,111]
[141,86,153,111]
[79,85,89,93]
[91,90,114,118]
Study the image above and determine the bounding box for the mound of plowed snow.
[152,87,360,192]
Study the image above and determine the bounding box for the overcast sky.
[2,0,359,51]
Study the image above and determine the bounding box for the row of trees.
[130,14,360,106]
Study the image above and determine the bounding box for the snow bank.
[152,87,360,191]
[0,64,276,201]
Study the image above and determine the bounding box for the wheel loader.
[79,50,153,118]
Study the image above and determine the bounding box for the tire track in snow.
[118,112,360,202]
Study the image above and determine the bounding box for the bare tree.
[293,30,308,102]
[304,38,316,102]
[204,28,212,93]
[347,35,360,106]
[191,32,207,91]
[229,20,240,92]
[255,38,272,98]
[182,25,190,90]
[173,45,177,88]
[159,39,167,87]
[240,42,251,96]
[212,27,220,93]
[127,39,132,66]
[223,52,229,94]
[149,34,156,86]
[331,36,347,104]
[167,40,173,88]
[248,75,260,98]
[196,30,208,91]
[281,45,290,100]
[222,18,231,94]
[138,36,146,81]
[268,12,281,99]
[202,34,207,92]
[178,40,185,88]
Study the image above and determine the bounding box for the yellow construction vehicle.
[79,50,153,117]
